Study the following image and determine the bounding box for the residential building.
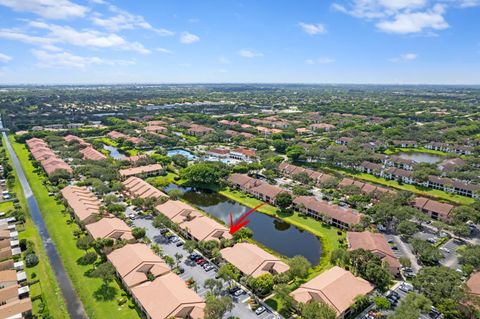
[61,185,101,224]
[346,231,401,275]
[335,137,353,145]
[229,147,256,162]
[80,146,107,161]
[220,243,290,278]
[309,123,335,131]
[119,164,164,178]
[131,273,205,319]
[412,197,454,221]
[85,217,134,241]
[293,196,362,230]
[107,243,170,288]
[122,177,168,200]
[155,200,232,242]
[290,266,374,319]
[187,124,214,136]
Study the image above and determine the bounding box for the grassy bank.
[3,138,69,318]
[384,147,449,156]
[9,136,140,319]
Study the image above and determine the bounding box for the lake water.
[398,151,443,164]
[103,144,126,160]
[165,184,323,265]
[167,148,197,160]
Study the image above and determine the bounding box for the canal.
[103,144,127,160]
[1,121,87,318]
[165,184,323,265]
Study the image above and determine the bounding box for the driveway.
[133,217,278,319]
[439,239,462,270]
[383,233,421,273]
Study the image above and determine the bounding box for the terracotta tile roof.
[0,297,32,319]
[155,200,232,242]
[412,197,454,220]
[80,146,107,161]
[27,138,72,176]
[122,177,168,199]
[131,272,205,319]
[64,134,88,145]
[107,243,170,288]
[293,196,362,226]
[347,231,400,271]
[119,164,164,177]
[467,272,480,296]
[86,217,133,241]
[61,186,101,222]
[290,266,374,316]
[220,243,290,278]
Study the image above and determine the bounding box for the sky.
[0,0,479,84]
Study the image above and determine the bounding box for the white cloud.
[0,0,88,19]
[180,32,200,44]
[305,57,335,64]
[376,4,448,34]
[218,56,230,64]
[238,49,263,58]
[298,22,327,35]
[459,0,479,7]
[91,4,174,35]
[0,28,55,46]
[333,0,452,34]
[389,52,418,62]
[156,48,173,54]
[32,49,135,68]
[26,21,151,54]
[0,53,12,62]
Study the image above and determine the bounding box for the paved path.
[1,119,88,319]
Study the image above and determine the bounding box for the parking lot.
[439,239,462,270]
[133,216,278,319]
[383,233,420,273]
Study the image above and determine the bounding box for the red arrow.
[229,202,268,235]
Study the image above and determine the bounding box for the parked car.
[170,237,179,243]
[234,289,245,296]
[204,265,214,272]
[229,286,240,294]
[399,282,414,292]
[195,258,205,265]
[176,241,184,247]
[439,247,450,253]
[255,307,266,315]
[198,260,208,266]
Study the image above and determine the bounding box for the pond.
[167,148,197,160]
[397,151,443,164]
[165,184,323,265]
[103,144,127,160]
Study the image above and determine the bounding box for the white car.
[440,247,450,253]
[399,282,414,292]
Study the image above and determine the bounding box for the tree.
[272,140,288,154]
[274,284,295,312]
[171,154,188,168]
[373,296,390,310]
[25,253,39,267]
[458,245,480,270]
[365,262,392,291]
[78,251,98,266]
[217,264,240,285]
[167,188,184,200]
[276,192,293,210]
[164,255,175,268]
[232,227,253,242]
[76,236,93,252]
[204,293,234,319]
[132,227,146,240]
[91,262,116,286]
[399,257,412,268]
[204,278,224,296]
[396,220,418,239]
[181,162,228,187]
[286,146,305,161]
[184,240,197,254]
[413,266,464,305]
[410,239,442,266]
[174,252,183,268]
[389,293,432,319]
[330,248,350,267]
[298,301,336,319]
[247,273,274,296]
[288,255,311,280]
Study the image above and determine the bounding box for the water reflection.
[164,184,322,265]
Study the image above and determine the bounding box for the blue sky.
[0,0,479,84]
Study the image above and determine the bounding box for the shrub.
[25,253,39,267]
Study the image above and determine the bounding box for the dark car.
[176,241,184,247]
[229,286,240,294]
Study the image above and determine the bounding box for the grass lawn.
[219,188,345,276]
[384,147,449,156]
[0,200,14,212]
[2,138,69,318]
[323,165,474,205]
[9,136,141,319]
[146,172,178,188]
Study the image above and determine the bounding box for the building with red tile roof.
[119,164,164,178]
[122,177,168,200]
[85,217,134,241]
[61,185,101,224]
